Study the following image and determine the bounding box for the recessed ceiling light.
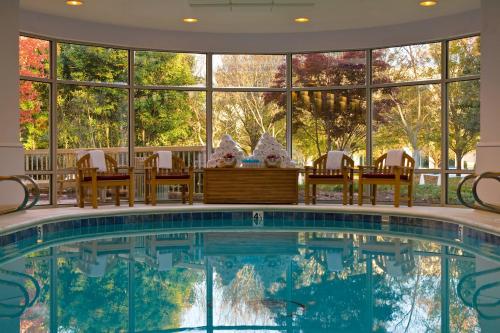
[66,0,83,5]
[419,0,438,6]
[295,17,310,23]
[183,18,199,23]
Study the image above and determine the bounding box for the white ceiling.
[20,0,480,34]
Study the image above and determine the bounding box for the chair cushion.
[363,173,409,181]
[83,173,130,181]
[156,173,190,180]
[309,174,344,179]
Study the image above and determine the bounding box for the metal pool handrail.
[457,172,500,214]
[0,175,40,214]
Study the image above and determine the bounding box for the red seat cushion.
[309,174,344,179]
[83,173,130,181]
[156,174,190,180]
[362,173,409,181]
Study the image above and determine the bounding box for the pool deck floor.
[0,203,499,235]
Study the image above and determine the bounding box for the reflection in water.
[0,231,499,332]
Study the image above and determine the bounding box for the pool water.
[0,212,499,332]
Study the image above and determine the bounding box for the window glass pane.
[56,85,128,203]
[292,89,367,167]
[448,36,480,78]
[19,36,50,78]
[447,80,480,170]
[374,173,441,205]
[135,90,206,148]
[134,90,206,202]
[213,92,286,155]
[20,80,50,170]
[292,51,366,87]
[57,43,128,84]
[134,51,206,87]
[447,174,474,205]
[213,54,286,88]
[372,84,441,169]
[372,43,441,84]
[26,173,51,206]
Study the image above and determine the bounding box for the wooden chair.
[304,153,354,205]
[144,154,194,205]
[76,152,134,209]
[358,151,415,207]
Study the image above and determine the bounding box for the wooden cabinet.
[203,168,299,204]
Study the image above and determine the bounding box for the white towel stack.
[326,150,344,170]
[386,149,404,167]
[89,150,107,172]
[156,151,173,169]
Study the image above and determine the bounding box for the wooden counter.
[203,168,299,204]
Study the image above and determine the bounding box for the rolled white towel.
[89,150,107,172]
[156,151,172,169]
[326,151,344,170]
[386,149,404,167]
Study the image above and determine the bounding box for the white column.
[477,0,500,204]
[0,0,24,205]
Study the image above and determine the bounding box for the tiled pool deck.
[1,204,499,236]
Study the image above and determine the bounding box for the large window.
[212,54,287,154]
[19,36,51,204]
[19,34,480,206]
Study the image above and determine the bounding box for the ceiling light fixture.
[66,0,83,5]
[419,0,438,6]
[295,17,310,23]
[183,18,199,23]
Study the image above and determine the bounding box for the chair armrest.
[304,166,314,176]
[117,166,134,172]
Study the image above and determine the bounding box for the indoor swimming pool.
[0,210,499,332]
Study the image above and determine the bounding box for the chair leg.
[151,181,157,206]
[188,182,193,205]
[394,183,401,208]
[128,180,134,207]
[78,185,85,208]
[115,186,120,206]
[349,182,353,205]
[408,183,413,207]
[304,179,310,205]
[182,185,187,204]
[358,182,364,206]
[372,185,377,205]
[91,182,98,209]
[312,184,317,205]
[144,180,150,205]
[342,182,348,205]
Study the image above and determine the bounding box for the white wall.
[20,9,480,53]
[477,0,500,205]
[0,0,24,206]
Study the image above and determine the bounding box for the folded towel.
[386,149,404,167]
[76,150,88,162]
[89,150,107,172]
[326,151,344,170]
[156,151,172,169]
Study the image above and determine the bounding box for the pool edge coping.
[1,204,499,237]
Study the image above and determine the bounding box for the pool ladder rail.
[457,172,500,214]
[457,267,500,320]
[0,175,40,215]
